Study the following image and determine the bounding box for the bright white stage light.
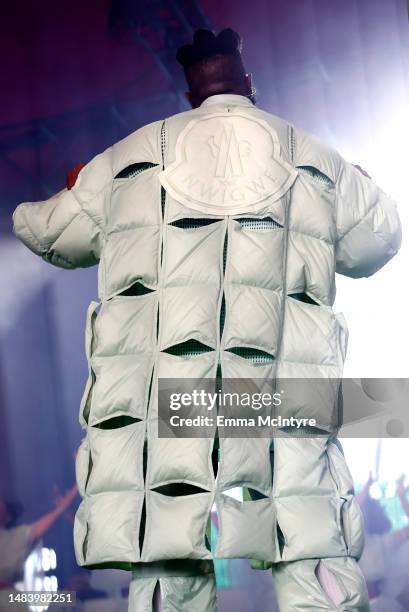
[341,438,409,489]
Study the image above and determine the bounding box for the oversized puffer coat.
[12,93,401,611]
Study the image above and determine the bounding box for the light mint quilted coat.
[13,94,401,610]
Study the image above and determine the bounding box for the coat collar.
[200,93,255,108]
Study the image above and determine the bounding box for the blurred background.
[0,0,408,610]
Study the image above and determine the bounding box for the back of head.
[176,28,254,108]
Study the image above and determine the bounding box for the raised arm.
[29,485,78,542]
[335,157,401,278]
[12,148,113,269]
[397,475,409,520]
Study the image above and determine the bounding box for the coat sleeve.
[12,146,113,269]
[334,159,402,278]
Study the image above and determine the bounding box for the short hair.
[176,28,250,105]
[176,28,242,69]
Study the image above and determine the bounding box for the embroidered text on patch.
[159,113,298,216]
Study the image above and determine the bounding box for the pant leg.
[128,576,158,612]
[160,574,217,612]
[128,561,216,612]
[271,557,369,611]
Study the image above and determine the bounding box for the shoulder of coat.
[112,119,164,176]
[292,126,342,183]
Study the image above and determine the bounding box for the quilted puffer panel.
[71,147,113,220]
[165,193,224,224]
[89,353,153,425]
[112,120,163,174]
[273,437,335,498]
[336,163,389,237]
[272,556,369,611]
[163,222,224,288]
[326,440,364,559]
[84,301,98,361]
[280,297,343,366]
[48,210,102,268]
[275,495,347,561]
[335,160,401,278]
[84,491,143,564]
[217,437,272,495]
[157,351,217,378]
[229,192,287,227]
[220,350,276,379]
[215,495,277,561]
[86,422,145,495]
[286,232,336,306]
[13,142,114,268]
[293,127,340,184]
[146,420,213,490]
[79,300,99,427]
[289,173,336,243]
[336,194,401,278]
[109,166,161,233]
[93,294,157,357]
[141,491,212,561]
[341,497,365,559]
[150,352,217,421]
[73,500,87,566]
[75,435,91,498]
[325,439,354,497]
[13,190,90,268]
[223,285,282,355]
[159,285,219,350]
[274,361,342,431]
[228,220,285,291]
[104,226,160,298]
